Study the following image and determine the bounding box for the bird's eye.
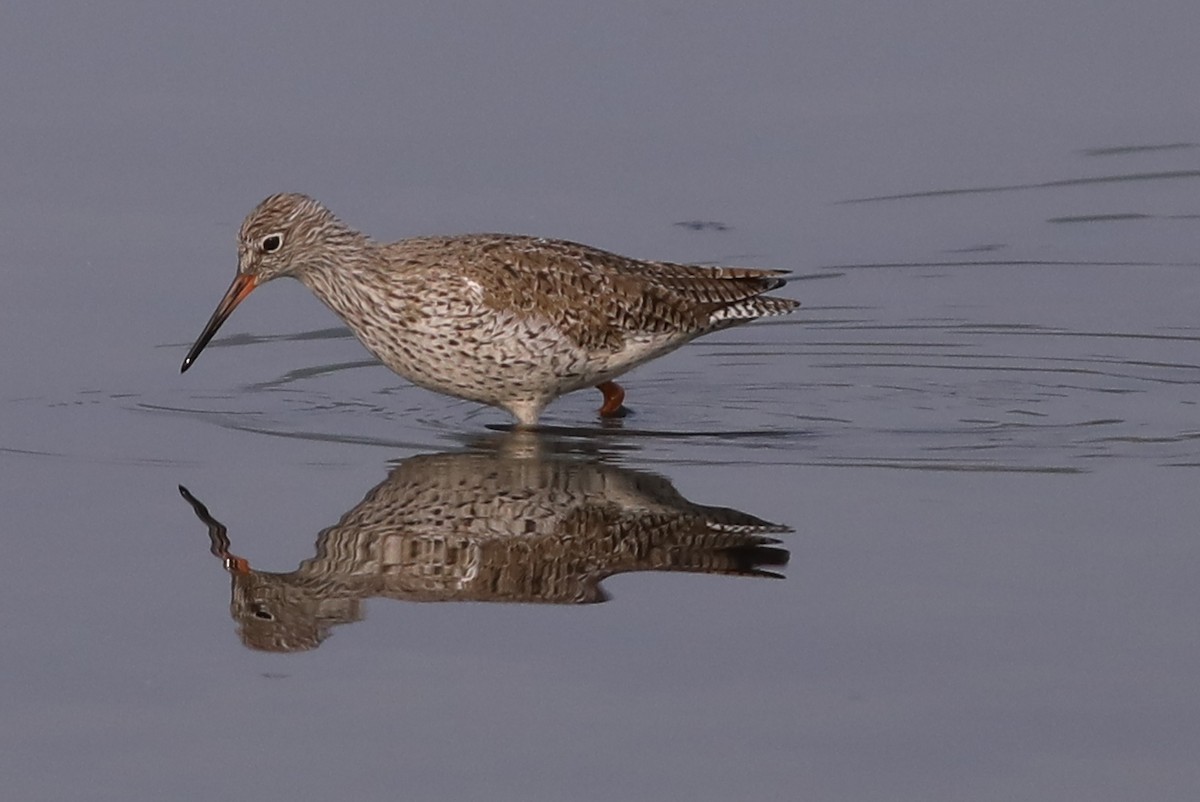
[261,234,282,253]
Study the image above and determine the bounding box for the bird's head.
[236,192,347,282]
[181,193,353,373]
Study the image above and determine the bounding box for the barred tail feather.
[709,294,800,324]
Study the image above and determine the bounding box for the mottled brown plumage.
[181,443,790,652]
[182,193,799,425]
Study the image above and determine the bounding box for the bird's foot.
[596,380,630,418]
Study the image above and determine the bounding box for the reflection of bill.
[181,447,790,653]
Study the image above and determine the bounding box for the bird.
[181,193,799,425]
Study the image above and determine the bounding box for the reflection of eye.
[253,607,274,620]
[262,234,282,253]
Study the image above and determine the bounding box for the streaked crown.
[236,192,361,281]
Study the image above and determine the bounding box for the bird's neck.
[291,239,395,324]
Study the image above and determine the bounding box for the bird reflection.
[180,437,789,652]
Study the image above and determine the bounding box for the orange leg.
[596,380,627,418]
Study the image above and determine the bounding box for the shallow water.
[3,3,1200,801]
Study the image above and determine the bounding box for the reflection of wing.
[186,444,790,652]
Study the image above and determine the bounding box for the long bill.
[180,273,259,372]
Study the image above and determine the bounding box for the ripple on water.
[112,288,1200,473]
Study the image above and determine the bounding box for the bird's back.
[383,233,799,351]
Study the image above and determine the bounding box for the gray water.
[3,3,1199,800]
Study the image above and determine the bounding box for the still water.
[3,3,1199,801]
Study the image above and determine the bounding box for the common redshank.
[181,193,799,425]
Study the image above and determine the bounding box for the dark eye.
[261,234,282,253]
